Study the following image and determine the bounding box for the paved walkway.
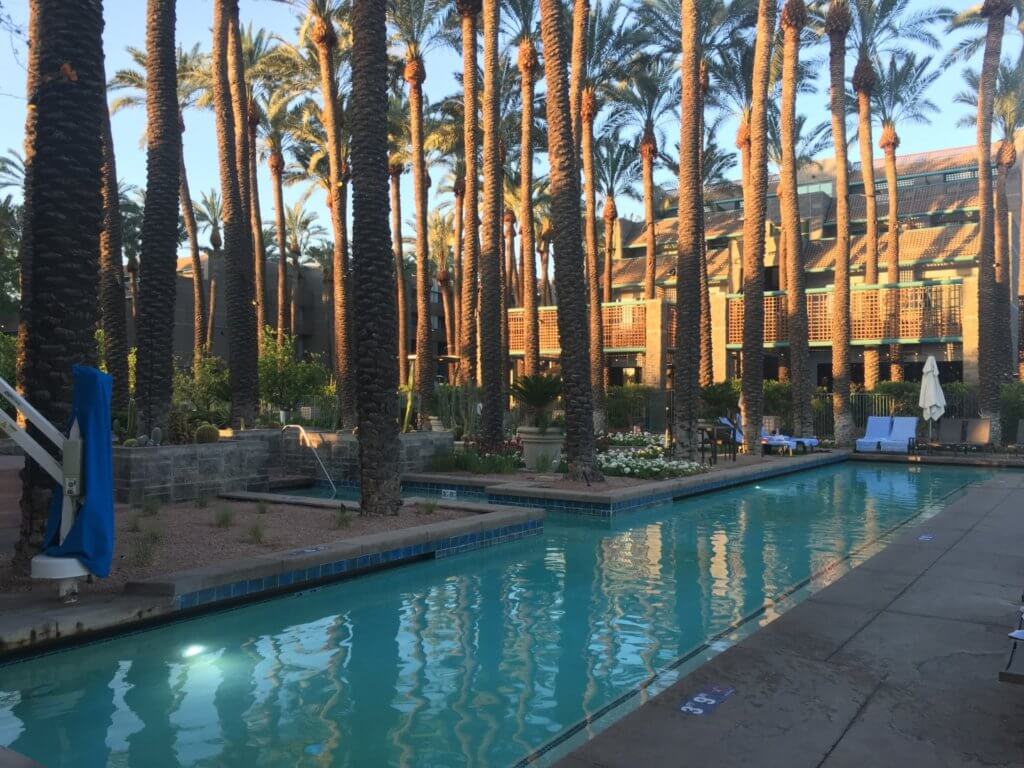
[557,470,1024,767]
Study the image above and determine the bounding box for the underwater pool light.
[182,644,206,658]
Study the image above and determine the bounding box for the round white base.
[31,554,89,580]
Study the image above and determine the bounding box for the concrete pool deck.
[555,470,1024,768]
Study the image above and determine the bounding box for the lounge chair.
[855,416,892,453]
[963,418,993,452]
[879,416,918,454]
[925,418,964,453]
[760,426,816,453]
[719,417,797,455]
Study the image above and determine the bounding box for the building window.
[764,266,779,291]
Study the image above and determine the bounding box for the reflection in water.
[0,464,986,767]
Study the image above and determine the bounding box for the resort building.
[509,144,1021,388]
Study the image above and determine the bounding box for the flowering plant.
[596,448,704,479]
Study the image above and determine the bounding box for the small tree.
[258,330,329,413]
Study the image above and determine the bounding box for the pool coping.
[0,502,543,660]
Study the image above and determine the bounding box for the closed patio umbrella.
[918,355,946,442]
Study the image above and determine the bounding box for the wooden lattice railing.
[508,302,647,355]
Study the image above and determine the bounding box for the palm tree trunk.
[270,152,288,344]
[641,131,657,299]
[698,80,713,388]
[582,88,606,431]
[453,182,464,346]
[1019,154,1024,379]
[179,151,207,371]
[312,14,356,429]
[854,53,880,390]
[351,0,401,514]
[603,198,616,303]
[740,0,775,454]
[500,222,511,377]
[458,0,482,386]
[880,130,902,381]
[505,212,520,308]
[406,57,435,423]
[826,0,852,446]
[16,0,104,573]
[137,0,181,435]
[212,0,259,427]
[540,238,552,304]
[539,0,602,480]
[206,274,217,351]
[441,279,455,355]
[995,144,1015,380]
[977,0,1010,444]
[478,0,504,445]
[519,40,541,376]
[100,90,130,411]
[673,0,702,459]
[390,168,409,386]
[291,251,300,348]
[568,0,588,157]
[248,109,266,337]
[780,0,812,437]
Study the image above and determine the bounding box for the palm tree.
[955,61,1022,380]
[777,0,813,438]
[871,52,939,382]
[256,89,301,345]
[195,190,224,349]
[504,0,542,375]
[389,0,444,424]
[478,0,504,445]
[850,0,950,389]
[212,0,260,426]
[15,0,104,573]
[135,0,181,435]
[539,0,602,480]
[386,90,412,386]
[109,44,208,371]
[594,131,640,302]
[569,0,588,155]
[673,0,702,459]
[609,59,678,300]
[456,0,482,385]
[284,196,328,353]
[827,0,853,446]
[428,209,457,354]
[351,0,402,514]
[735,0,775,454]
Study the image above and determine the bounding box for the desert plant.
[606,384,652,429]
[214,507,235,528]
[510,375,562,429]
[255,501,269,515]
[122,438,139,448]
[417,500,438,515]
[126,514,142,532]
[129,528,162,567]
[141,497,161,516]
[246,521,266,545]
[335,508,353,529]
[195,494,210,509]
[194,422,220,444]
[427,448,521,474]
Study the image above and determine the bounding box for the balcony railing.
[726,280,963,347]
[508,301,647,356]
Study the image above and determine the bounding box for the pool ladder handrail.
[281,424,338,497]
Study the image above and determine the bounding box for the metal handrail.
[281,424,338,497]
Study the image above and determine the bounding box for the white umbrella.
[919,355,946,441]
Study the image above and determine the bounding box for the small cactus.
[194,423,220,444]
[136,435,149,447]
[122,438,139,448]
[150,427,162,446]
[125,397,137,439]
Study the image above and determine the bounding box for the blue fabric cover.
[43,365,114,577]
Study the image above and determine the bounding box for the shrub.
[510,374,562,429]
[126,514,142,533]
[607,384,651,429]
[129,529,162,567]
[122,438,139,448]
[417,500,438,515]
[195,494,210,509]
[335,508,353,529]
[258,329,330,412]
[871,381,919,415]
[246,521,266,545]
[214,507,235,528]
[428,448,520,474]
[699,380,740,420]
[173,354,231,425]
[763,380,793,434]
[141,497,161,516]
[255,501,269,515]
[1001,381,1024,443]
[194,422,220,444]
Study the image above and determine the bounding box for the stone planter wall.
[282,430,454,482]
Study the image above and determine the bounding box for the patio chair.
[855,416,892,453]
[1007,419,1024,454]
[879,416,918,454]
[963,418,993,452]
[759,426,807,454]
[925,418,964,453]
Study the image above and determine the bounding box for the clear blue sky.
[0,0,999,254]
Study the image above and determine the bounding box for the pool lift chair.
[0,376,91,602]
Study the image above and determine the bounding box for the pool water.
[280,483,487,503]
[0,463,989,767]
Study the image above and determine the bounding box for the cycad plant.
[510,374,562,429]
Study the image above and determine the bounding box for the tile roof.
[803,223,979,272]
[829,180,981,224]
[611,246,731,287]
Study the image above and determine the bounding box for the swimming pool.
[0,463,989,767]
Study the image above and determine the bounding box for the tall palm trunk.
[826,0,852,446]
[520,38,541,376]
[568,0,588,156]
[539,235,552,304]
[406,56,434,422]
[179,151,206,370]
[227,10,256,342]
[740,0,774,454]
[137,0,181,435]
[995,141,1015,379]
[1019,156,1024,379]
[270,150,289,344]
[500,212,511,376]
[206,274,217,351]
[247,107,266,336]
[212,0,259,427]
[352,0,401,514]
[100,89,130,411]
[673,0,701,459]
[440,274,456,354]
[312,13,356,428]
[16,0,104,573]
[539,0,601,480]
[880,123,903,381]
[640,128,657,299]
[854,52,880,389]
[582,88,606,430]
[390,167,409,386]
[977,0,1012,444]
[779,0,812,437]
[504,211,520,308]
[478,0,504,445]
[457,0,481,385]
[602,197,616,303]
[698,62,713,387]
[452,178,464,346]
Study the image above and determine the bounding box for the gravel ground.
[0,498,470,595]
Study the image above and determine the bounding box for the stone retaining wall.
[282,429,453,482]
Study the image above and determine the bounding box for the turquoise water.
[281,483,486,502]
[0,463,989,767]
